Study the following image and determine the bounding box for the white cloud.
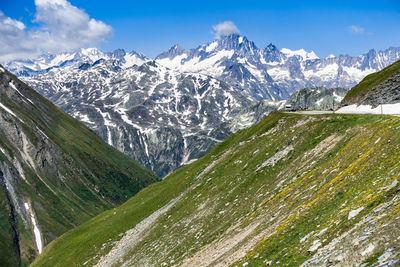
[348,25,365,34]
[212,21,240,39]
[0,0,112,62]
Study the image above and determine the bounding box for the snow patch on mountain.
[281,48,319,60]
[336,103,400,115]
[24,202,43,254]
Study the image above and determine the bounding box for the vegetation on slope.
[0,67,158,265]
[32,111,400,266]
[341,59,400,106]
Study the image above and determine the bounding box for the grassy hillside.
[32,111,400,266]
[0,67,158,265]
[340,59,400,106]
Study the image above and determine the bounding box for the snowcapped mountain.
[280,48,319,61]
[4,48,148,77]
[156,34,286,100]
[155,34,400,100]
[6,35,400,102]
[22,59,255,177]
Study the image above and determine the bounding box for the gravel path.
[94,149,234,266]
[95,196,182,267]
[285,111,335,115]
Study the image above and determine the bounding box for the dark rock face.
[338,60,400,108]
[361,71,400,108]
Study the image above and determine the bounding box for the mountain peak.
[167,44,184,54]
[264,43,279,52]
[280,48,319,60]
[261,43,283,63]
[156,44,186,59]
[216,34,258,55]
[108,48,126,59]
[78,47,103,56]
[75,47,104,62]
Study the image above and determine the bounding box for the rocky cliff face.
[22,60,255,177]
[338,59,400,113]
[0,66,157,265]
[361,71,400,107]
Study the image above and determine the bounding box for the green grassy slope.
[32,112,400,266]
[340,59,400,106]
[0,67,158,265]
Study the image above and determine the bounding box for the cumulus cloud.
[0,0,112,62]
[348,25,365,34]
[212,21,240,39]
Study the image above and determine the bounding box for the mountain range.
[6,34,400,102]
[5,34,400,176]
[156,34,400,100]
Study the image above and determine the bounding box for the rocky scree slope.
[0,66,157,266]
[32,112,400,267]
[23,60,255,177]
[340,59,400,108]
[209,100,285,140]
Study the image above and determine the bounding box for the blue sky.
[1,0,400,60]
